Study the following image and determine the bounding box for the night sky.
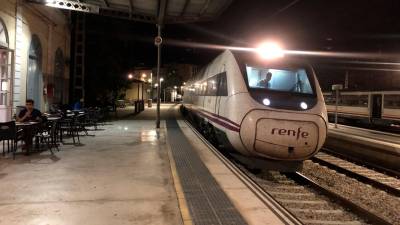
[86,0,400,66]
[83,0,400,103]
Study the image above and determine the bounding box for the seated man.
[257,72,273,88]
[17,99,43,122]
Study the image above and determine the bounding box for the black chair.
[35,121,59,154]
[59,117,80,145]
[75,114,89,136]
[0,121,23,159]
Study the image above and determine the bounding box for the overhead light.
[257,42,284,59]
[300,102,308,110]
[262,98,271,106]
[28,0,99,13]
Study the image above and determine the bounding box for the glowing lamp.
[300,102,308,110]
[257,42,284,59]
[128,74,133,79]
[263,98,271,106]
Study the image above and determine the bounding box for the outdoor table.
[47,117,61,121]
[15,121,40,155]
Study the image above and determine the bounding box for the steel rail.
[312,155,400,197]
[322,147,400,178]
[286,172,393,225]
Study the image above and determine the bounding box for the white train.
[323,91,400,126]
[182,50,328,171]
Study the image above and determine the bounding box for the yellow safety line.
[165,127,193,225]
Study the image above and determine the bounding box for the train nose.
[240,110,327,160]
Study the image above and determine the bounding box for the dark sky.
[85,0,400,67]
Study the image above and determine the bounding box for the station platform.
[0,104,293,225]
[326,123,400,172]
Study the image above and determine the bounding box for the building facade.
[0,0,70,121]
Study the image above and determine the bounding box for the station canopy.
[29,0,233,24]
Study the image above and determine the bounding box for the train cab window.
[246,66,313,94]
[384,95,400,109]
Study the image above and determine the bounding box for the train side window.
[217,72,228,96]
[339,95,368,107]
[384,95,400,109]
[195,84,201,96]
[323,94,335,105]
[206,77,218,96]
[200,81,207,95]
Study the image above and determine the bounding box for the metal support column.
[72,13,86,105]
[156,24,161,128]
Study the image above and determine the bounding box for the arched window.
[0,18,12,121]
[0,18,8,48]
[54,48,64,103]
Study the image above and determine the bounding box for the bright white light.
[300,102,308,109]
[257,42,284,59]
[160,78,164,82]
[128,74,133,79]
[1,81,8,91]
[124,127,128,131]
[183,82,186,85]
[174,86,177,89]
[148,78,152,82]
[142,73,147,78]
[263,98,271,106]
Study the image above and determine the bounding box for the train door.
[371,94,382,119]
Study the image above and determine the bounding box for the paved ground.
[0,105,182,225]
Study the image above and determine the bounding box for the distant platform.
[327,123,400,173]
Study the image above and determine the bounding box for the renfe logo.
[271,127,309,140]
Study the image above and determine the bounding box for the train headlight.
[300,102,308,110]
[263,98,271,106]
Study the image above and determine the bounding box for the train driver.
[257,72,273,88]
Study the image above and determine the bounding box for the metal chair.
[59,117,80,145]
[0,121,23,159]
[35,120,59,154]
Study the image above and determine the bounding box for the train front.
[237,58,328,162]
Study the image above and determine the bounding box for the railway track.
[322,148,400,178]
[184,120,396,225]
[312,151,400,197]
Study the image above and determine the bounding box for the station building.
[0,0,70,121]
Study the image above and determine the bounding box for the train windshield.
[246,66,314,95]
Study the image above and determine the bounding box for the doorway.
[371,94,382,119]
[27,35,42,109]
